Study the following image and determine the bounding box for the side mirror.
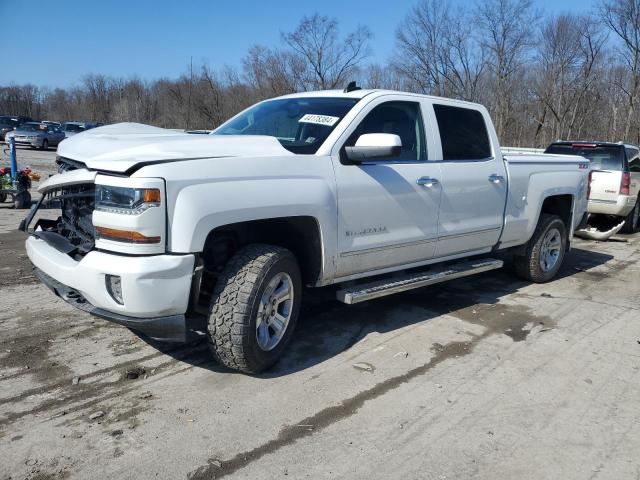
[345,133,402,162]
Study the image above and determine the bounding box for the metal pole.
[8,136,17,180]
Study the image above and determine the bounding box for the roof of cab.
[275,88,486,109]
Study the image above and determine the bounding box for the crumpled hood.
[56,122,293,173]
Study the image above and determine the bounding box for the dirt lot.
[1,148,640,480]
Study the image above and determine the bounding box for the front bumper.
[35,269,202,342]
[588,195,636,217]
[26,236,202,341]
[12,137,43,147]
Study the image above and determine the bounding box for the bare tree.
[476,0,537,139]
[243,45,305,96]
[532,15,605,145]
[601,0,640,141]
[82,74,115,123]
[395,0,450,95]
[394,0,485,101]
[281,14,372,90]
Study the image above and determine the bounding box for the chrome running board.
[336,258,504,304]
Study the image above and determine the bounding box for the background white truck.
[21,88,590,373]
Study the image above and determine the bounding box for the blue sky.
[3,0,591,88]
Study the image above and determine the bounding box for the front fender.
[144,155,338,283]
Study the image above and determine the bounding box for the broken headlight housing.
[95,185,161,215]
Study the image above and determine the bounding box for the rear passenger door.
[430,103,508,258]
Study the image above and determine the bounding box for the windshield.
[19,123,44,133]
[213,97,360,154]
[544,143,625,170]
[64,124,85,132]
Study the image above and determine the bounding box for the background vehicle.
[0,120,14,140]
[544,141,640,233]
[62,121,96,138]
[5,122,65,150]
[22,89,589,374]
[0,115,35,139]
[0,115,34,126]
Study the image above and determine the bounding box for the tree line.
[2,0,640,148]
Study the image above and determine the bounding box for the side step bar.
[336,258,503,304]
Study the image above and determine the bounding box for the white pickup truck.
[21,88,590,373]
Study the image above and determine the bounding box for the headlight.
[95,185,161,215]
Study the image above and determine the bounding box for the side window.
[433,104,492,160]
[345,101,426,161]
[626,148,640,172]
[625,147,637,160]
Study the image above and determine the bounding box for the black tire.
[0,193,6,203]
[621,197,639,233]
[41,139,48,150]
[13,191,31,209]
[207,244,302,374]
[513,214,567,283]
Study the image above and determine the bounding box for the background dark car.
[62,121,97,138]
[0,115,35,140]
[0,120,13,140]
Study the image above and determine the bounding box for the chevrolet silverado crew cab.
[544,141,640,233]
[21,88,590,373]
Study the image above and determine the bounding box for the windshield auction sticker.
[298,114,340,127]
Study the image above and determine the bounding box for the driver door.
[332,97,442,279]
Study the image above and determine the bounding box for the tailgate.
[590,170,622,202]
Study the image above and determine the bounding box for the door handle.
[417,176,440,187]
[488,174,505,184]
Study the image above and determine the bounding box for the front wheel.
[207,244,302,373]
[41,139,49,150]
[513,214,567,283]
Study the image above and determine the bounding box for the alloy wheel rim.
[256,272,294,351]
[539,228,562,272]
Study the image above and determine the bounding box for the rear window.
[544,144,624,170]
[433,104,492,160]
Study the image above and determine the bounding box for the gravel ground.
[1,148,640,480]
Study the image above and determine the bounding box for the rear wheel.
[207,244,301,374]
[621,197,639,233]
[41,139,48,150]
[514,214,567,283]
[0,193,6,203]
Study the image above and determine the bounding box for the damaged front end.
[20,159,97,259]
[21,183,96,257]
[20,157,204,342]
